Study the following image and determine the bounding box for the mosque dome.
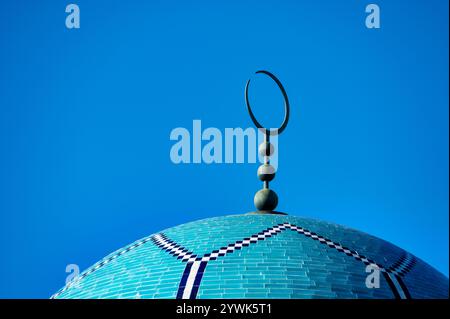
[52,213,448,299]
[52,71,448,299]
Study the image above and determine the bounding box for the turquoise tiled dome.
[52,214,448,299]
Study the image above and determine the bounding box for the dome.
[52,214,448,299]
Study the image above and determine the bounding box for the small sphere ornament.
[258,142,274,157]
[257,164,276,182]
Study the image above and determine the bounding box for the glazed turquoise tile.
[52,214,449,299]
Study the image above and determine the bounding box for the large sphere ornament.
[257,164,276,182]
[254,189,278,211]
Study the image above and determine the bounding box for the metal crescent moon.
[245,70,290,136]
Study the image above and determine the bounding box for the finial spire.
[245,70,290,213]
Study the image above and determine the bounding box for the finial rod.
[245,70,290,213]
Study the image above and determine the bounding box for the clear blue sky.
[0,0,448,298]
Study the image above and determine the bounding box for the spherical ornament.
[254,188,278,211]
[257,164,275,182]
[258,142,274,157]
